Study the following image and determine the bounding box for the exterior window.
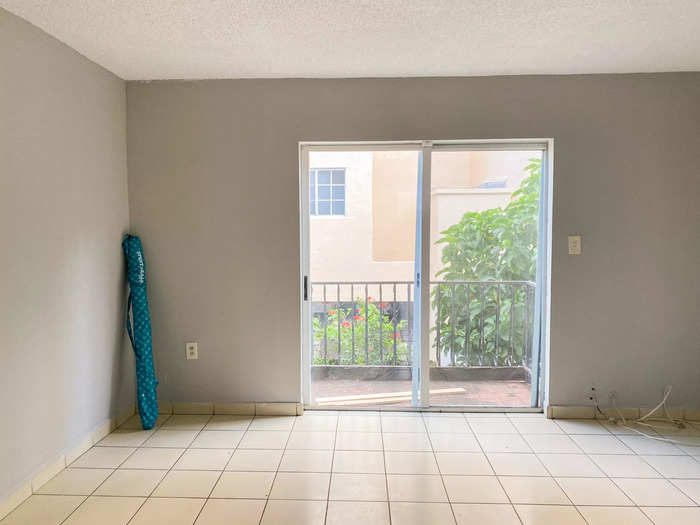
[310,168,346,216]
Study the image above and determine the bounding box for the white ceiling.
[2,0,699,80]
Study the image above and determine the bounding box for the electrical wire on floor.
[592,385,700,447]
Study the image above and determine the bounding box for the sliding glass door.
[301,140,551,409]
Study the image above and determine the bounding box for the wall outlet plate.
[186,342,198,360]
[568,235,582,255]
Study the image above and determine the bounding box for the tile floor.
[3,411,700,524]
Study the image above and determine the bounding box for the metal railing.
[311,280,536,368]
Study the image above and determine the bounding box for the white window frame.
[299,139,553,412]
[309,167,347,217]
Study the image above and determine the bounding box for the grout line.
[379,410,393,525]
[322,413,340,524]
[421,412,459,525]
[256,415,296,525]
[465,413,525,525]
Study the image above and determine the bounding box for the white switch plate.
[186,342,198,360]
[568,235,582,255]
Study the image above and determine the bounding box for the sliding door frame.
[299,139,553,410]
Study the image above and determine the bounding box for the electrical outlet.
[568,235,582,255]
[186,342,198,360]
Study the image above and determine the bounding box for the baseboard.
[165,401,303,416]
[547,405,700,420]
[0,403,136,521]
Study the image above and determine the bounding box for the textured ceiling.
[2,0,699,80]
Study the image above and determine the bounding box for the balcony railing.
[311,280,536,369]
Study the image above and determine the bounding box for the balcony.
[310,280,536,407]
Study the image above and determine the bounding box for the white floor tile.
[337,415,381,432]
[381,417,428,433]
[36,468,113,495]
[383,432,432,451]
[174,449,233,470]
[292,415,338,431]
[279,450,333,472]
[0,495,85,525]
[537,453,605,477]
[204,415,252,431]
[248,416,296,431]
[94,469,166,496]
[326,501,390,525]
[618,435,685,455]
[260,500,326,525]
[195,499,265,525]
[671,478,700,504]
[452,503,520,525]
[335,432,383,450]
[120,448,184,470]
[443,475,508,503]
[487,453,548,476]
[69,447,135,468]
[468,418,517,434]
[614,478,695,506]
[151,470,220,498]
[237,430,289,449]
[209,471,274,499]
[190,431,242,449]
[515,504,586,525]
[225,449,282,471]
[387,474,447,502]
[329,473,387,501]
[523,434,581,454]
[577,506,653,525]
[430,433,481,452]
[476,434,530,453]
[389,502,455,525]
[556,477,633,506]
[588,454,660,478]
[332,450,385,473]
[642,454,700,478]
[434,452,492,475]
[570,434,632,454]
[144,430,199,448]
[424,417,471,434]
[641,506,700,525]
[62,496,144,525]
[286,431,335,450]
[385,451,439,474]
[269,472,330,500]
[499,476,570,504]
[161,415,211,430]
[555,419,610,435]
[119,414,170,430]
[512,419,564,435]
[96,429,154,447]
[129,497,204,525]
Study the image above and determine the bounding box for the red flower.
[341,321,350,328]
[380,302,388,308]
[390,332,400,339]
[328,310,336,315]
[367,296,374,302]
[353,315,361,321]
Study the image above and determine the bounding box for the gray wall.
[0,9,132,499]
[127,74,700,410]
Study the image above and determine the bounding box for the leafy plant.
[313,298,409,365]
[432,158,541,367]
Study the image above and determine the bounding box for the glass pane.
[318,170,331,184]
[331,200,345,215]
[308,149,419,408]
[332,170,345,184]
[428,149,542,407]
[331,186,345,199]
[317,186,331,199]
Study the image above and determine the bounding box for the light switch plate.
[186,342,198,360]
[568,235,582,255]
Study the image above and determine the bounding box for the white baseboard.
[167,401,303,416]
[547,405,700,420]
[0,403,136,521]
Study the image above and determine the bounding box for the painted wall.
[0,9,132,499]
[126,74,700,410]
